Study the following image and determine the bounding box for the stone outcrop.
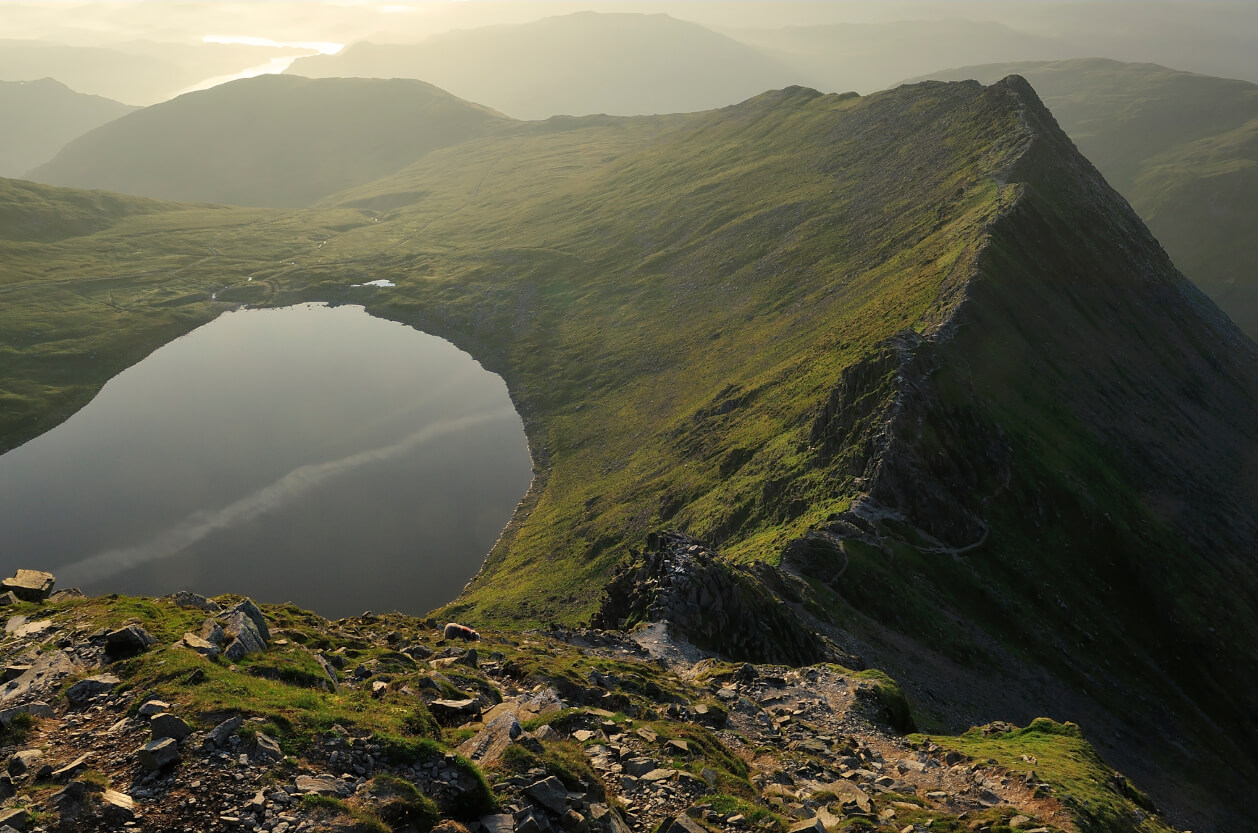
[0,570,54,602]
[218,599,270,661]
[593,532,848,667]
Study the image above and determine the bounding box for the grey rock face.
[177,632,221,659]
[137,699,171,717]
[295,774,350,796]
[220,602,269,660]
[430,698,482,723]
[138,737,180,771]
[0,570,54,602]
[101,789,135,823]
[6,749,41,776]
[150,712,193,741]
[206,714,243,748]
[252,731,283,763]
[526,775,569,814]
[105,624,157,657]
[66,673,121,707]
[169,591,221,612]
[457,712,523,766]
[50,753,90,782]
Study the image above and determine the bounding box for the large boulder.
[457,711,523,767]
[251,731,283,763]
[219,600,269,661]
[104,625,157,657]
[138,738,179,771]
[169,591,220,613]
[150,713,192,741]
[66,674,120,707]
[1,570,54,602]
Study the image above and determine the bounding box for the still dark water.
[0,303,533,618]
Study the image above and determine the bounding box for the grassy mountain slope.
[27,74,512,207]
[906,58,1258,338]
[286,12,808,120]
[0,78,136,177]
[3,78,1257,829]
[0,177,171,243]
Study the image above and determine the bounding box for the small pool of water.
[0,303,533,618]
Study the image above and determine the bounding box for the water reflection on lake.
[0,303,533,618]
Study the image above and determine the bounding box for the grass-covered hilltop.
[3,76,1257,832]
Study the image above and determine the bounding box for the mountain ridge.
[901,58,1258,340]
[1,75,1255,830]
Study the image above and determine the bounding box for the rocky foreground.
[0,571,1174,833]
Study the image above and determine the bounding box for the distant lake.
[0,303,532,618]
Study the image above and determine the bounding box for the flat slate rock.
[169,591,220,612]
[665,815,706,833]
[457,712,522,766]
[51,753,91,782]
[0,703,53,725]
[295,774,350,796]
[150,712,192,741]
[137,699,171,718]
[826,780,872,813]
[206,715,243,748]
[101,789,135,822]
[480,814,516,833]
[66,674,121,707]
[177,632,221,659]
[138,737,180,771]
[1,570,54,602]
[787,819,825,833]
[525,775,569,814]
[252,731,283,763]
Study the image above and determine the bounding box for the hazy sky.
[3,1,1240,47]
[4,2,1258,105]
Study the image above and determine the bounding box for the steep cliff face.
[782,76,1258,831]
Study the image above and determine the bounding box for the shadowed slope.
[909,58,1258,339]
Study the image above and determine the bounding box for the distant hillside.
[0,78,135,177]
[27,75,512,207]
[286,11,809,120]
[723,19,1065,94]
[908,58,1258,338]
[0,176,171,243]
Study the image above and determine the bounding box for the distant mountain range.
[286,11,808,120]
[0,78,135,177]
[0,38,314,106]
[26,75,512,208]
[909,58,1258,339]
